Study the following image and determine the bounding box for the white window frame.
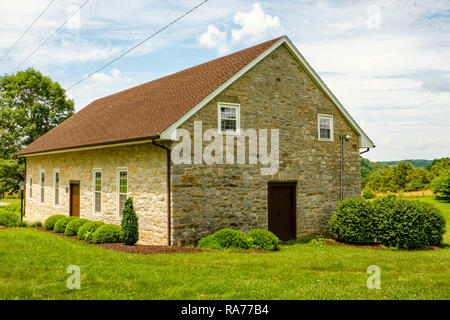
[28,175,33,200]
[217,102,240,135]
[40,170,45,204]
[318,114,334,142]
[116,167,128,220]
[53,169,60,207]
[93,169,102,216]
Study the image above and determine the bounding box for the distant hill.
[379,159,432,168]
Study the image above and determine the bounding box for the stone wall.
[170,43,361,245]
[25,143,168,245]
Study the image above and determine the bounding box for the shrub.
[77,221,105,241]
[65,218,89,236]
[198,234,222,250]
[213,229,252,249]
[247,229,279,250]
[361,187,375,199]
[30,221,42,227]
[0,212,21,227]
[121,198,139,245]
[329,197,376,244]
[91,224,122,244]
[420,202,446,246]
[431,170,450,199]
[17,221,28,228]
[44,215,66,230]
[54,216,77,233]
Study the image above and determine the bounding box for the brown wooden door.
[268,182,296,241]
[70,182,80,217]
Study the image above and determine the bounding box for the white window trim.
[53,169,60,207]
[28,175,33,200]
[217,102,241,135]
[92,168,102,216]
[116,167,128,220]
[318,114,334,142]
[39,170,45,205]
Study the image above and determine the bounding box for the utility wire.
[67,0,209,91]
[0,0,57,64]
[11,0,91,73]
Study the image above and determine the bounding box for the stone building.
[18,36,374,245]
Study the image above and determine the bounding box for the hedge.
[330,197,446,249]
[44,215,67,230]
[91,224,122,244]
[77,221,105,241]
[247,229,280,251]
[54,216,77,233]
[0,212,21,227]
[65,218,89,236]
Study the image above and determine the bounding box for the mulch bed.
[35,226,204,254]
[323,240,442,251]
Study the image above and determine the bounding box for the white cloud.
[88,68,132,84]
[231,3,280,43]
[197,25,229,54]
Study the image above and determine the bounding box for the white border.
[217,102,241,135]
[318,114,334,142]
[116,167,128,220]
[92,168,102,216]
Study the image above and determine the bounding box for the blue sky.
[0,0,449,162]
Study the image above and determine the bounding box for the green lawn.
[0,197,449,300]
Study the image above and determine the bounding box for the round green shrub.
[198,234,222,250]
[30,221,42,228]
[211,229,251,249]
[247,229,279,250]
[329,197,376,244]
[65,218,90,236]
[91,224,122,244]
[361,187,375,199]
[54,216,77,233]
[121,198,139,245]
[0,212,21,227]
[77,221,105,241]
[43,214,66,230]
[420,202,446,246]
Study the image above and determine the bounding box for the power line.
[11,0,91,74]
[67,0,209,91]
[0,0,57,64]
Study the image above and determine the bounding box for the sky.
[0,0,449,162]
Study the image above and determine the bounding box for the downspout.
[339,135,352,200]
[23,157,26,219]
[152,139,171,246]
[360,148,370,155]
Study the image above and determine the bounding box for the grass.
[0,197,449,300]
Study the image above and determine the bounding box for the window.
[54,170,60,206]
[93,170,102,214]
[218,103,240,134]
[28,176,32,199]
[40,171,45,204]
[318,114,334,141]
[117,169,128,218]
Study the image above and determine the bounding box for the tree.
[430,158,450,178]
[431,170,450,199]
[406,167,432,191]
[121,198,139,245]
[392,162,414,191]
[0,68,74,195]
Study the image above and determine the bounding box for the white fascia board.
[160,36,375,149]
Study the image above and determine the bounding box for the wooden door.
[70,182,80,217]
[268,182,296,241]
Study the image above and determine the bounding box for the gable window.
[218,103,240,134]
[117,168,128,219]
[40,171,45,204]
[28,176,32,199]
[93,169,102,214]
[54,170,60,206]
[318,114,333,141]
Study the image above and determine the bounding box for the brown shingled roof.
[18,37,282,156]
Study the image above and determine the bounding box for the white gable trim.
[160,36,375,148]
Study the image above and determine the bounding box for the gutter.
[152,139,172,246]
[359,147,370,155]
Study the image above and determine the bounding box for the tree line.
[361,157,450,198]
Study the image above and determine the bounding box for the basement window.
[117,168,128,219]
[318,114,334,141]
[93,169,102,215]
[218,103,240,134]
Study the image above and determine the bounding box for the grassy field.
[0,197,449,300]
